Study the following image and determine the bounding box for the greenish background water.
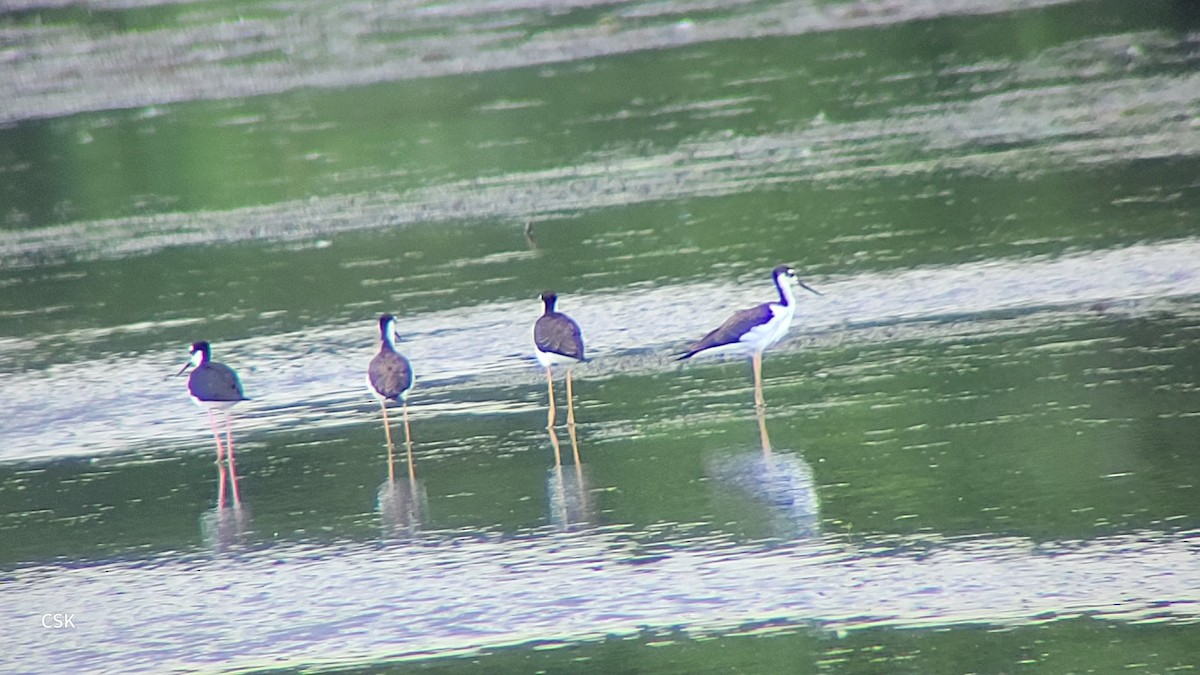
[2,0,1200,672]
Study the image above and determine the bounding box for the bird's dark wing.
[679,303,773,359]
[190,363,248,401]
[535,313,585,360]
[369,350,414,400]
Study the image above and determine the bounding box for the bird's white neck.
[774,271,797,307]
[188,349,206,368]
[382,320,398,351]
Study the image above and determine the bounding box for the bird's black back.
[678,303,773,359]
[369,348,414,400]
[535,312,585,360]
[189,362,248,401]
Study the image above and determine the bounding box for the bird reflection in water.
[218,452,242,508]
[377,475,427,538]
[547,437,595,530]
[706,407,820,539]
[523,221,538,250]
[755,401,773,456]
[200,460,250,551]
[545,418,583,473]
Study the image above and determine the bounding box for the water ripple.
[1,238,1198,464]
[4,528,1197,672]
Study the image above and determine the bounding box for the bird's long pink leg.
[402,399,415,482]
[547,365,559,466]
[207,409,226,463]
[566,367,581,466]
[547,426,563,467]
[546,368,557,430]
[380,400,395,484]
[226,447,242,507]
[752,351,765,410]
[546,368,561,465]
[217,461,228,510]
[224,411,237,464]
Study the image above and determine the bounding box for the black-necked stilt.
[534,290,585,465]
[678,265,820,409]
[367,314,415,483]
[178,341,248,473]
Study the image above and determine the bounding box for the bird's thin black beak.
[798,280,822,296]
[176,363,191,377]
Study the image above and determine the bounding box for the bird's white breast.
[741,303,794,352]
[535,346,581,368]
[191,397,242,410]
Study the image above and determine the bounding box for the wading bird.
[534,290,585,465]
[678,265,820,409]
[368,314,416,483]
[179,341,249,464]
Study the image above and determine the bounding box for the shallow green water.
[2,0,1200,672]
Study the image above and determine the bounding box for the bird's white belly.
[535,347,580,368]
[192,397,242,410]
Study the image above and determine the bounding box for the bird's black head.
[378,314,399,346]
[178,341,211,376]
[773,265,821,296]
[541,290,558,312]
